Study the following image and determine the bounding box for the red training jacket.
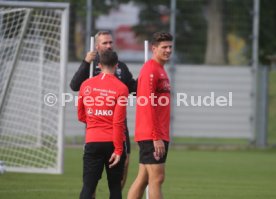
[78,73,128,155]
[135,59,170,142]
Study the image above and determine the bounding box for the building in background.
[96,2,145,62]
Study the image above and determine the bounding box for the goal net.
[0,1,69,174]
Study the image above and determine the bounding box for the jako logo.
[94,109,113,116]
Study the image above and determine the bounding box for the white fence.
[65,62,253,140]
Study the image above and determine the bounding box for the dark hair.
[99,50,118,68]
[151,32,173,46]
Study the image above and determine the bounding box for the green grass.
[1,72,276,198]
[268,71,276,144]
[0,146,276,199]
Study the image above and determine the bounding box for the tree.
[37,0,276,64]
[129,0,256,65]
[205,0,225,65]
[259,0,276,65]
[36,0,132,60]
[130,0,207,63]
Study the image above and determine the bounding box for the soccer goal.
[0,1,69,174]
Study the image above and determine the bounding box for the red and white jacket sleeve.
[112,88,129,155]
[77,85,86,123]
[139,69,161,141]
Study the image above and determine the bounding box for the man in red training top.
[128,32,173,199]
[78,50,129,199]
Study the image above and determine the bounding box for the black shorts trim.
[138,140,169,164]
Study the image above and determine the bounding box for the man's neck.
[101,67,115,75]
[152,57,165,66]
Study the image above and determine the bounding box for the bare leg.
[146,163,165,199]
[127,164,148,199]
[121,154,130,189]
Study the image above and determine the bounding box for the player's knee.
[153,173,165,185]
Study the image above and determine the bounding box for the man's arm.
[77,87,86,123]
[109,88,128,168]
[70,52,97,91]
[139,68,165,158]
[70,61,90,91]
[139,69,161,141]
[119,62,137,94]
[112,88,129,156]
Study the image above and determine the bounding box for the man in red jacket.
[71,31,136,196]
[78,50,129,199]
[128,32,173,199]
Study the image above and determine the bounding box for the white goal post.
[0,1,69,174]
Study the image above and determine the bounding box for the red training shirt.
[135,59,170,142]
[78,73,129,155]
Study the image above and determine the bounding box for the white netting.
[0,5,67,173]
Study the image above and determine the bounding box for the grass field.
[268,71,276,144]
[1,72,276,199]
[0,146,276,199]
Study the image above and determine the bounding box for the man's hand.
[84,51,97,63]
[153,140,165,160]
[109,153,121,168]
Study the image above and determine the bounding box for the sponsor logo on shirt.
[95,109,113,116]
[86,108,113,116]
[94,66,101,75]
[115,68,122,79]
[116,68,121,75]
[84,86,91,95]
[87,108,93,115]
[157,78,170,93]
